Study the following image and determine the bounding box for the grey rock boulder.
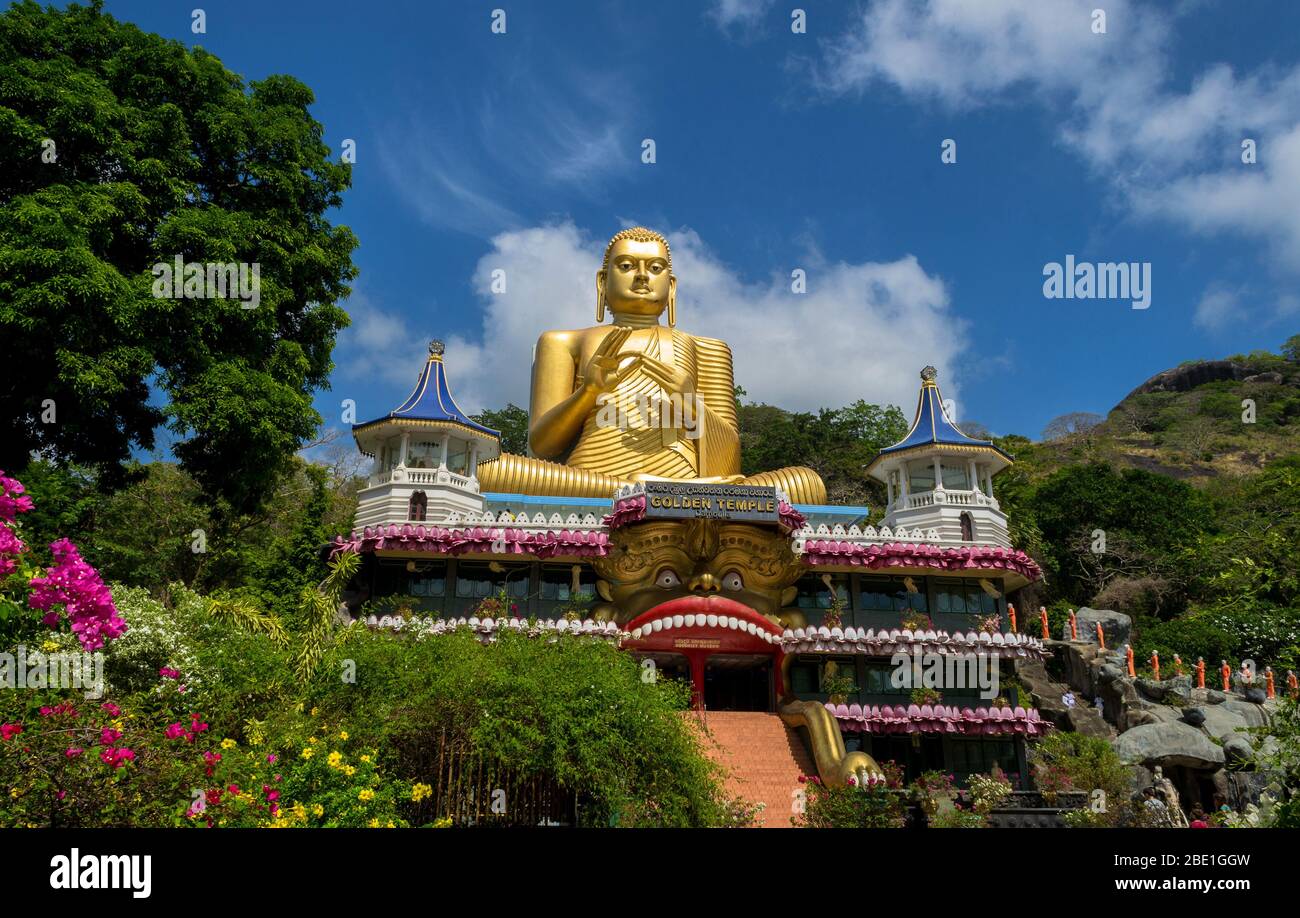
[1076,608,1131,648]
[1114,722,1225,769]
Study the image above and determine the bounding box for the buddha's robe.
[477,326,826,504]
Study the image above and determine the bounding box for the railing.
[365,467,474,489]
[892,488,990,511]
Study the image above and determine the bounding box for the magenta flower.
[100,702,121,717]
[99,727,122,746]
[165,722,187,740]
[65,747,83,758]
[28,538,126,651]
[266,753,277,764]
[159,667,181,679]
[0,723,22,741]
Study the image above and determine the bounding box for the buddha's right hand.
[582,327,642,396]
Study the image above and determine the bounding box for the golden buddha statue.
[477,227,826,504]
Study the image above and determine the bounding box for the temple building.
[333,228,1049,823]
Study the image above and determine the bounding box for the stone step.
[693,711,817,828]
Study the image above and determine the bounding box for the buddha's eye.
[617,260,634,271]
[721,571,743,592]
[655,569,681,589]
[649,263,664,274]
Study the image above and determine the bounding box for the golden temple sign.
[643,482,779,523]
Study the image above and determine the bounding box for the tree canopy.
[0,1,357,514]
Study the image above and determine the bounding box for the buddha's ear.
[667,274,677,327]
[595,269,607,323]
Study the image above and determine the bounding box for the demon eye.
[721,571,743,592]
[655,569,681,589]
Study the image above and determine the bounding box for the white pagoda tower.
[866,366,1013,547]
[350,340,500,529]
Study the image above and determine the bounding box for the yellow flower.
[41,639,59,652]
[358,788,375,802]
[220,738,237,750]
[432,816,453,828]
[301,747,314,760]
[311,804,324,818]
[411,783,432,802]
[327,751,343,769]
[368,818,381,828]
[386,820,396,828]
[338,730,349,740]
[343,765,357,777]
[9,788,20,799]
[360,754,372,763]
[310,707,319,717]
[308,736,318,745]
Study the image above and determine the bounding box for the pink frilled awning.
[329,524,609,560]
[828,702,1047,736]
[603,492,806,533]
[798,540,1042,582]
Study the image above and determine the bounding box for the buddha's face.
[600,238,674,319]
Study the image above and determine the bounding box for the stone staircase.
[695,711,817,828]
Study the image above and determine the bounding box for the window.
[934,578,997,616]
[960,512,974,542]
[537,565,598,616]
[941,462,969,490]
[451,562,529,615]
[408,491,427,521]
[907,460,935,493]
[862,662,910,696]
[406,561,447,600]
[858,576,928,613]
[794,573,848,610]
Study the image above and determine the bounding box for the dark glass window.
[451,562,529,614]
[934,579,996,616]
[858,576,927,613]
[794,573,849,610]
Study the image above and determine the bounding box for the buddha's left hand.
[636,354,696,397]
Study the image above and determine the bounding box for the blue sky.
[105,0,1300,442]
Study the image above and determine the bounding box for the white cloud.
[430,221,967,417]
[709,0,778,33]
[378,69,631,237]
[1192,285,1246,332]
[813,0,1300,286]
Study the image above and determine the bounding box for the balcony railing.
[365,467,474,489]
[891,488,996,512]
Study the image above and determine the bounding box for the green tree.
[471,403,528,455]
[0,1,357,514]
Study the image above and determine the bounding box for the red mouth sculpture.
[623,594,784,643]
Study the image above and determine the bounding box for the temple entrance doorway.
[704,655,773,712]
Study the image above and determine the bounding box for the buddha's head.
[596,227,677,325]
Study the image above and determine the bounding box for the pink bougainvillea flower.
[164,722,187,740]
[27,538,126,652]
[159,667,180,679]
[39,706,53,717]
[0,471,35,522]
[65,747,83,758]
[99,727,122,746]
[100,702,121,717]
[0,723,22,741]
[266,753,277,764]
[98,746,134,768]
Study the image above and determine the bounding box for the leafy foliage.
[0,0,358,514]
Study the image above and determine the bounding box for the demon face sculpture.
[591,518,805,627]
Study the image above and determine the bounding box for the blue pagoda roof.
[353,340,499,438]
[874,367,1011,462]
